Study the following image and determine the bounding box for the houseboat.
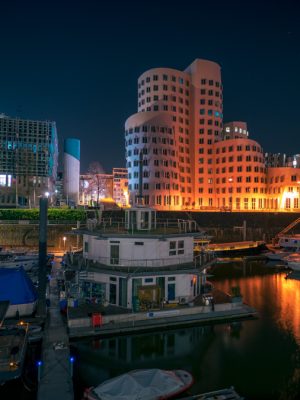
[79,206,206,310]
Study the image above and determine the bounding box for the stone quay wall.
[0,222,82,251]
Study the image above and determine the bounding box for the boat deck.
[0,325,28,384]
[182,386,243,399]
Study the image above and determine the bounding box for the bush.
[0,208,86,221]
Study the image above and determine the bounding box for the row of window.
[139,75,221,88]
[199,109,222,117]
[199,119,221,127]
[126,137,174,145]
[199,99,222,107]
[139,74,189,87]
[215,156,264,163]
[138,102,190,114]
[125,126,173,134]
[269,176,299,183]
[128,170,178,180]
[126,148,176,157]
[215,145,263,153]
[138,86,189,97]
[139,87,222,98]
[139,94,190,105]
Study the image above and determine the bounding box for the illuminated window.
[0,175,6,186]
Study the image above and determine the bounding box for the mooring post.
[37,196,48,318]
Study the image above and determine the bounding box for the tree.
[87,162,106,207]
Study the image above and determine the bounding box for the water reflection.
[213,263,300,344]
[73,262,300,400]
[73,325,215,388]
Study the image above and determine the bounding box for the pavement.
[37,258,74,400]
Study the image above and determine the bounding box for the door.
[168,283,175,301]
[110,245,119,265]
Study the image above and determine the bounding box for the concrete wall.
[0,223,82,251]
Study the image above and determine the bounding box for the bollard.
[70,356,75,377]
[37,360,42,381]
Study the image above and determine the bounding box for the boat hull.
[83,369,194,400]
[206,242,267,257]
[287,261,300,271]
[0,326,28,386]
[4,301,37,318]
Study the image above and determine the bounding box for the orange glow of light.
[221,274,300,344]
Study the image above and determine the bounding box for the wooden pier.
[37,258,73,400]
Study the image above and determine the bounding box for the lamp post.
[63,236,67,250]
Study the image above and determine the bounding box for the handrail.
[276,217,300,237]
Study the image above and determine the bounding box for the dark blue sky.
[0,0,299,172]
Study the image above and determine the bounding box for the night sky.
[0,0,299,172]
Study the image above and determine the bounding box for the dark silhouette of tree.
[88,162,105,207]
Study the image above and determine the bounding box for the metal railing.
[98,217,201,234]
[0,220,83,225]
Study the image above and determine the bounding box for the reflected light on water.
[217,271,300,344]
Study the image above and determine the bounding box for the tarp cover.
[92,369,191,400]
[0,267,37,305]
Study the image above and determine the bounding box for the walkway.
[37,258,73,400]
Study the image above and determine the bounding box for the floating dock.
[37,258,73,400]
[68,301,257,339]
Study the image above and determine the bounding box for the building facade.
[125,59,300,212]
[125,59,223,210]
[112,168,129,207]
[79,168,129,207]
[63,138,80,206]
[0,113,58,207]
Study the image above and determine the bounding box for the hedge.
[0,208,86,221]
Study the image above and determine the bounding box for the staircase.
[276,217,300,237]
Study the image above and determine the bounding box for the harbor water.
[72,261,300,400]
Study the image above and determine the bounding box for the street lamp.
[63,236,67,250]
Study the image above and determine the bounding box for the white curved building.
[125,59,300,212]
[125,59,223,209]
[63,138,80,205]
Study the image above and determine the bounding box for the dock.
[68,302,257,339]
[37,258,73,400]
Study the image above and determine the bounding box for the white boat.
[181,386,243,400]
[0,255,39,271]
[83,369,194,400]
[0,324,29,385]
[0,267,37,318]
[277,235,300,251]
[286,260,300,272]
[265,251,292,261]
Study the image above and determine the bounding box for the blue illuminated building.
[0,113,58,207]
